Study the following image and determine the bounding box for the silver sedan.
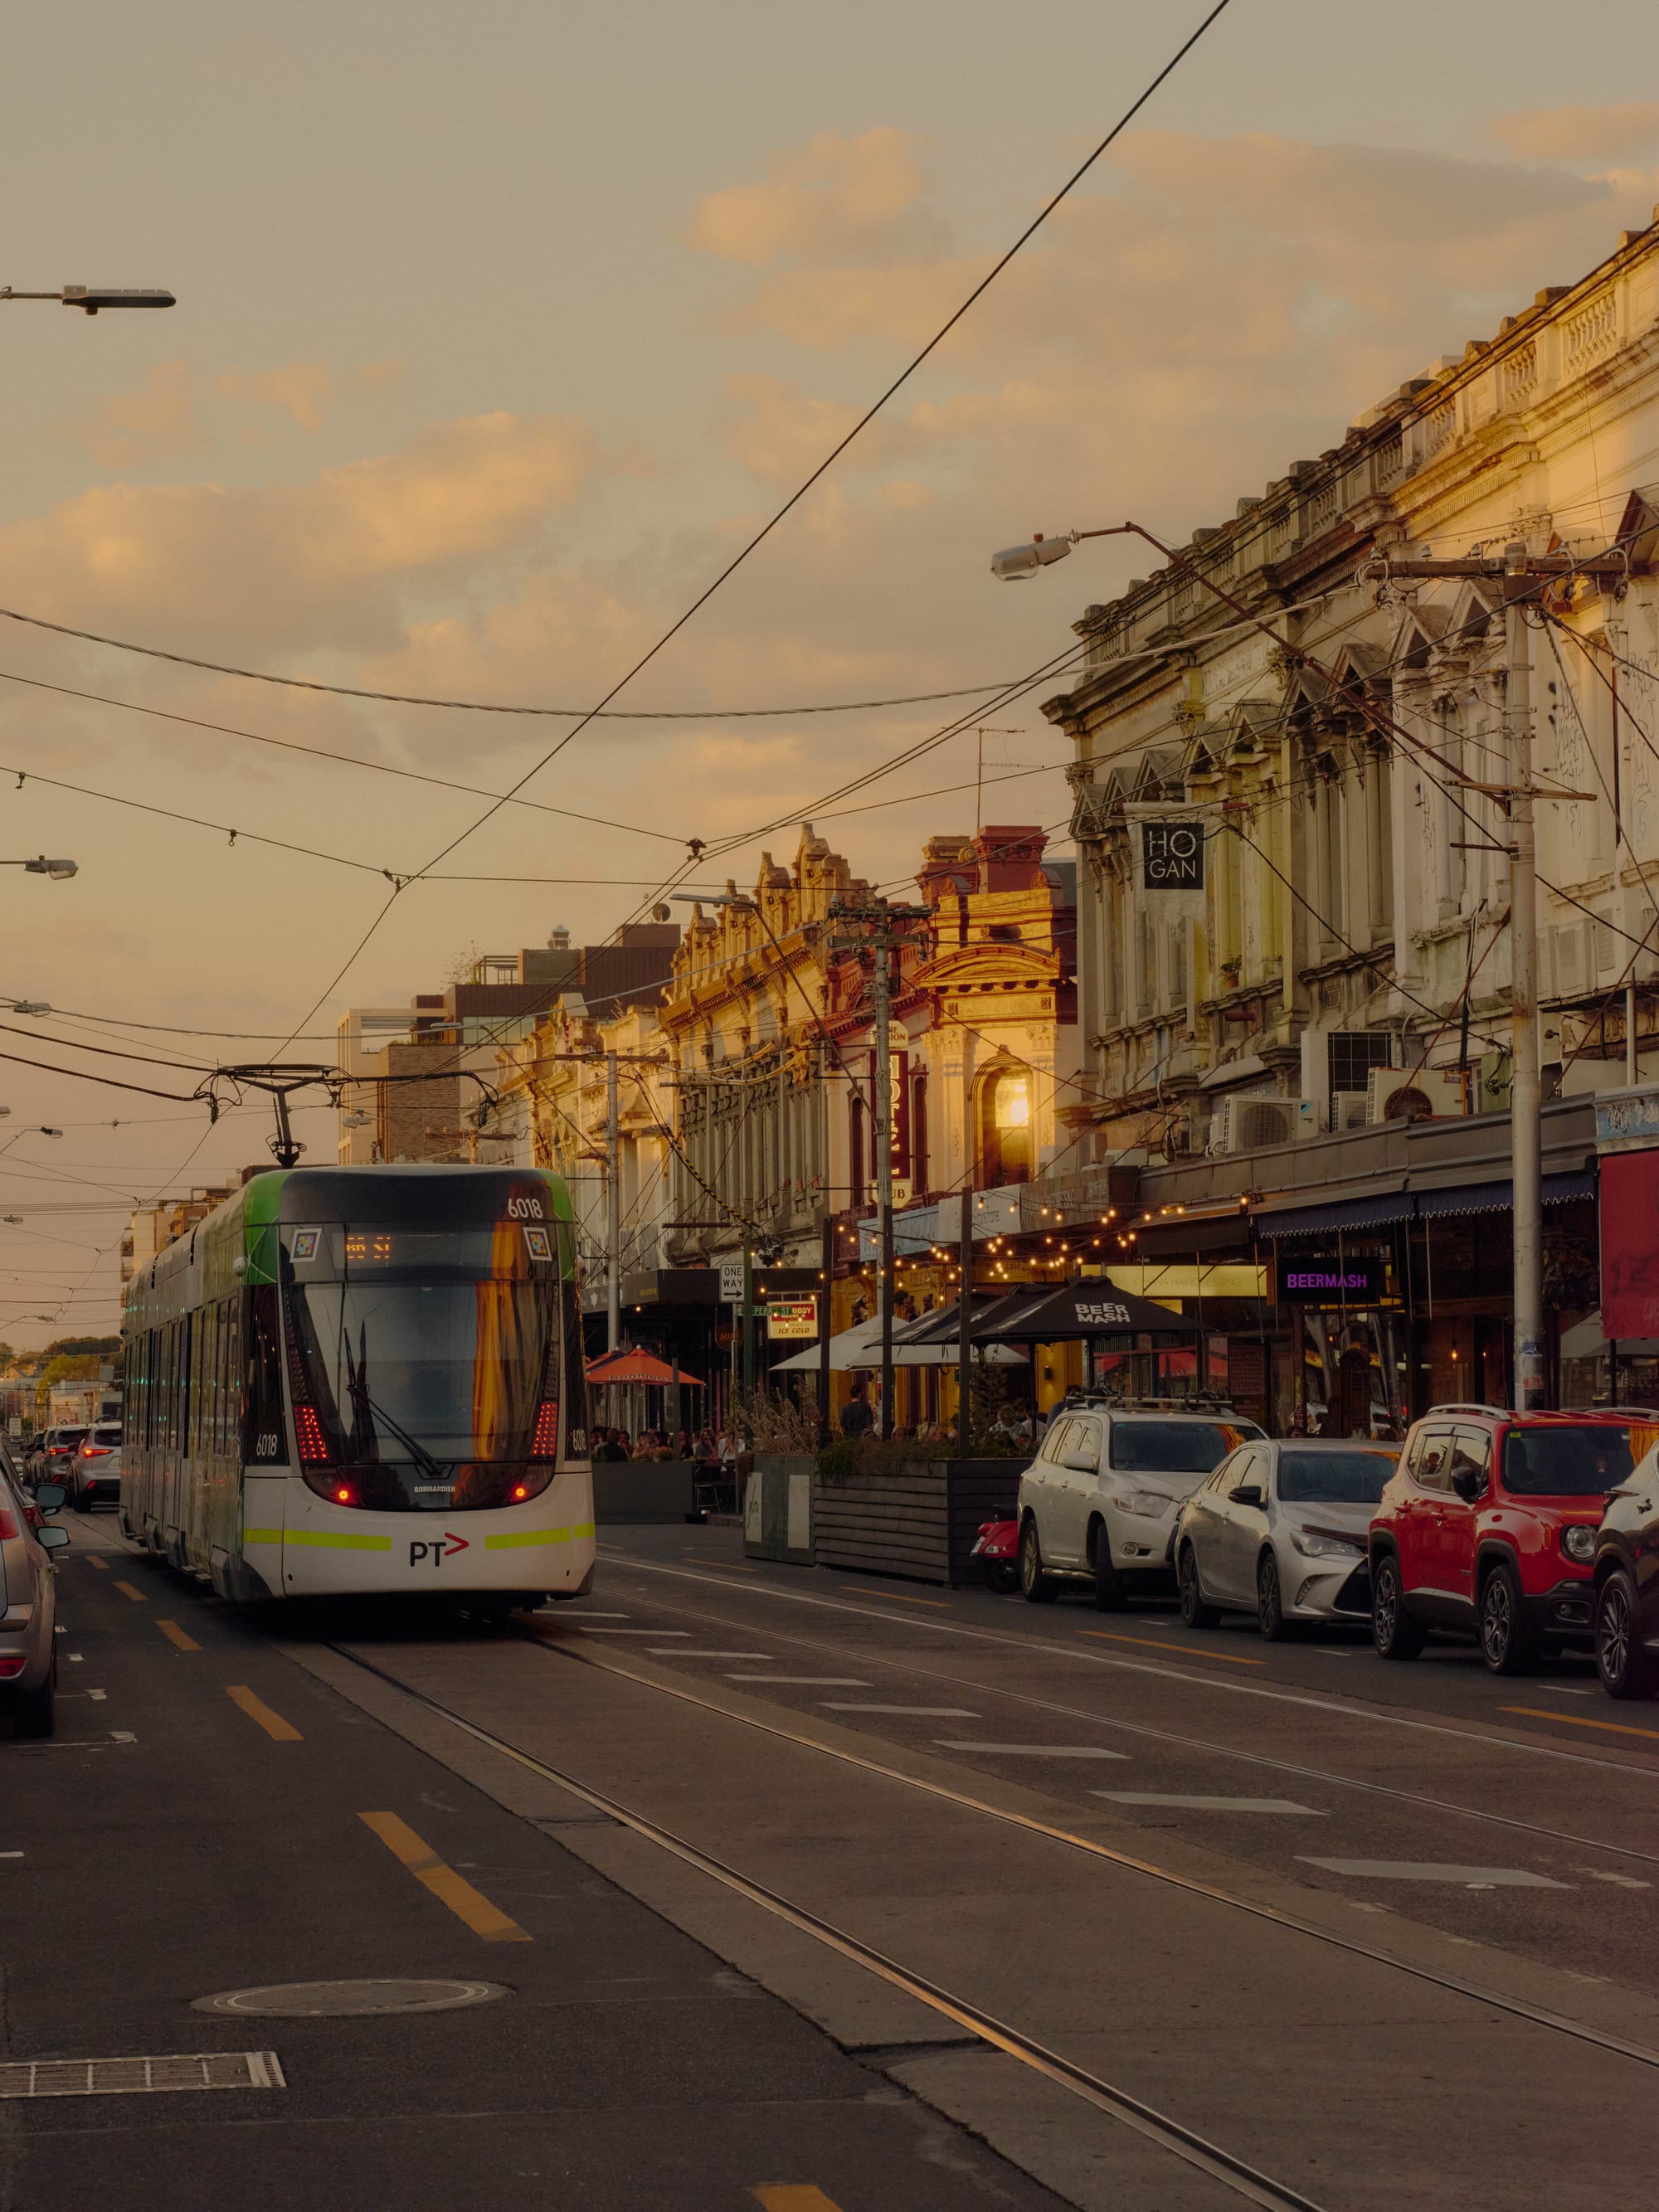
[1174,1439,1399,1640]
[2,1471,70,1737]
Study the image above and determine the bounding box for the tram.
[119,1165,594,1607]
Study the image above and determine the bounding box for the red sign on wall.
[1599,1150,1659,1338]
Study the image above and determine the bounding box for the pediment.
[908,942,1061,994]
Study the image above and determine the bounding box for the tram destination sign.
[1141,818,1204,892]
[1273,1253,1392,1307]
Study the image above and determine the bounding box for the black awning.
[975,1279,1192,1340]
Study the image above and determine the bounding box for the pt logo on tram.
[410,1533,471,1566]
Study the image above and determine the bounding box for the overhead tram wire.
[272,5,1239,1025]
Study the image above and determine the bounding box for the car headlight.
[1118,1490,1170,1519]
[1560,1524,1597,1566]
[1290,1528,1365,1560]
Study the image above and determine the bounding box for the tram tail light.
[294,1404,329,1465]
[332,1484,358,1506]
[531,1399,559,1459]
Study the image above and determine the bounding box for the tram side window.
[243,1284,289,1465]
[560,1267,590,1458]
[226,1296,245,1461]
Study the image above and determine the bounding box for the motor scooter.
[971,1515,1019,1594]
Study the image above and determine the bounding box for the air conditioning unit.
[1209,1094,1301,1155]
[1331,1091,1370,1132]
[1366,1065,1468,1124]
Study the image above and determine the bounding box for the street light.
[0,285,175,315]
[1,858,77,881]
[990,532,1077,581]
[6,1002,51,1015]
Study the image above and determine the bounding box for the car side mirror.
[36,1523,71,1550]
[1450,1468,1484,1501]
[1064,1450,1099,1475]
[1228,1484,1264,1508]
[33,1483,65,1511]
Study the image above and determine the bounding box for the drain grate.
[0,2051,284,2099]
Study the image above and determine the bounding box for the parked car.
[32,1427,88,1485]
[1018,1400,1265,1608]
[71,1423,124,1511]
[1175,1439,1399,1639]
[1,1470,69,1738]
[1591,1438,1659,1699]
[1369,1404,1647,1674]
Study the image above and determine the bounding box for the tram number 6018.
[506,1195,545,1220]
[253,1432,282,1460]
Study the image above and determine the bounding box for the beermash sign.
[1141,819,1204,891]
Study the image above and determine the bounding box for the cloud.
[56,356,407,468]
[3,410,601,657]
[56,362,207,471]
[688,126,946,267]
[1493,102,1659,162]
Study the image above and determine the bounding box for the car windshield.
[1501,1423,1646,1497]
[90,1426,121,1447]
[50,1430,86,1450]
[1278,1449,1396,1504]
[1109,1418,1260,1473]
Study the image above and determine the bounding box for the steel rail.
[591,1559,1659,1871]
[323,1641,1329,2212]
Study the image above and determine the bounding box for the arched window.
[911,1070,929,1200]
[976,1064,1033,1189]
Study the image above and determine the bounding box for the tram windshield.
[285,1219,562,1502]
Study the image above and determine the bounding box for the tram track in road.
[320,1641,1329,2212]
[571,1583,1659,1875]
[599,1550,1659,1791]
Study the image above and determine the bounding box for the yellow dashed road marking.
[1502,1705,1659,1744]
[1080,1629,1265,1666]
[86,1555,109,1572]
[752,2190,846,2210]
[226,1685,302,1742]
[113,1580,147,1602]
[157,1619,201,1653]
[358,1811,529,1944]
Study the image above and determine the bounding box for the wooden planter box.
[810,1459,1022,1587]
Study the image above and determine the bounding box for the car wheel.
[1257,1553,1291,1641]
[1372,1555,1425,1660]
[1019,1518,1058,1605]
[11,1655,56,1740]
[1178,1544,1219,1629]
[1595,1570,1659,1700]
[1090,1520,1128,1612]
[1479,1560,1534,1676]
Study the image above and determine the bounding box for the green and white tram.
[119,1166,594,1607]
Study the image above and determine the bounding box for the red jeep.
[1369,1405,1654,1675]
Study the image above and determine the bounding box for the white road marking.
[1,1851,22,1859]
[1098,1791,1322,1815]
[822,1703,978,1716]
[1538,1685,1596,1698]
[728,1675,870,1685]
[1578,1867,1651,1889]
[66,1654,82,1663]
[564,1611,631,1618]
[87,1689,107,1702]
[567,1627,689,1636]
[650,1650,775,1659]
[1300,1858,1570,1888]
[109,1732,138,1744]
[937,1741,1128,1759]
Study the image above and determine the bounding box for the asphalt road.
[8,1510,1659,2212]
[0,1513,1069,2212]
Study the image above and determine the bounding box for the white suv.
[1018,1403,1264,1610]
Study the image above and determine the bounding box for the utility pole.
[1368,540,1643,1408]
[956,1189,974,1459]
[605,1048,620,1354]
[1504,544,1545,1410]
[830,896,931,1438]
[742,1239,756,1398]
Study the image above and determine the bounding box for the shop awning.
[1253,1185,1413,1237]
[1416,1169,1595,1218]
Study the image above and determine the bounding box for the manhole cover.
[192,1979,508,2019]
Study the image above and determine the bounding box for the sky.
[2,0,1658,1345]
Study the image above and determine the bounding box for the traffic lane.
[606,1557,1659,1849]
[624,1521,1628,1733]
[580,1563,1659,1984]
[2,1553,1070,2212]
[333,1624,1659,2212]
